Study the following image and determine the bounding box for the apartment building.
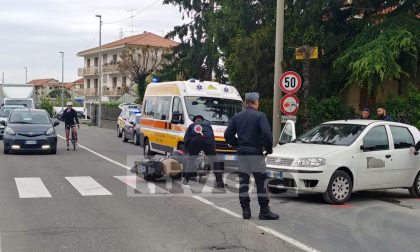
[28,78,60,97]
[76,32,178,102]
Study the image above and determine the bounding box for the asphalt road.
[0,125,419,252]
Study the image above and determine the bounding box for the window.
[390,126,415,149]
[103,54,108,64]
[297,124,366,146]
[172,97,183,114]
[87,58,91,67]
[113,77,118,88]
[363,126,389,151]
[154,97,171,121]
[94,57,98,67]
[94,79,98,89]
[112,54,117,64]
[143,97,157,118]
[122,76,127,85]
[87,79,91,89]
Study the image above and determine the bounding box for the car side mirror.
[360,144,374,152]
[53,121,60,127]
[129,121,136,126]
[415,141,420,151]
[0,120,6,126]
[171,112,183,125]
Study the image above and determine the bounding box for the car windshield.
[295,123,366,146]
[9,111,50,124]
[184,96,243,125]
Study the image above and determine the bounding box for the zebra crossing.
[11,175,255,199]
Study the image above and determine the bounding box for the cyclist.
[62,102,80,150]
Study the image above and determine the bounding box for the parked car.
[117,108,140,138]
[1,109,59,154]
[266,120,420,205]
[0,105,25,139]
[122,113,142,145]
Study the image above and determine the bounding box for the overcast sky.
[0,0,184,84]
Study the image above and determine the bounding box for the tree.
[161,0,224,82]
[47,89,71,99]
[118,46,168,102]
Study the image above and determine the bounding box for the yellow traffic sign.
[295,47,318,60]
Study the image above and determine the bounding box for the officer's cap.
[245,92,259,101]
[193,115,204,122]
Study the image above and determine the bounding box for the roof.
[64,83,75,89]
[28,79,59,87]
[77,32,178,56]
[73,78,84,84]
[324,119,414,127]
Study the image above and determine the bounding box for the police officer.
[183,115,225,188]
[360,107,370,119]
[225,92,279,220]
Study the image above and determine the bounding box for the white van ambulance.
[139,79,243,160]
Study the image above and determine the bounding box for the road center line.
[58,134,320,252]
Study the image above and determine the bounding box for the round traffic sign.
[280,94,300,116]
[279,71,302,94]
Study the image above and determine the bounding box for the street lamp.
[59,52,64,112]
[95,14,103,128]
[24,67,27,84]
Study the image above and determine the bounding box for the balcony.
[75,88,126,97]
[78,66,99,77]
[103,64,120,74]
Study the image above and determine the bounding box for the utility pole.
[127,9,135,36]
[59,52,64,112]
[272,0,285,144]
[2,72,4,84]
[95,14,103,128]
[24,67,28,84]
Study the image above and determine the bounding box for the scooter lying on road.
[131,150,211,181]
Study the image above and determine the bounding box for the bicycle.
[66,125,78,151]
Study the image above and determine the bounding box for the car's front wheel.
[143,139,155,158]
[134,132,140,146]
[409,171,420,198]
[122,130,128,142]
[117,126,122,138]
[322,170,353,205]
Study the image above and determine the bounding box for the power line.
[103,0,161,25]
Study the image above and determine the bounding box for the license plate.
[25,141,37,145]
[223,155,237,161]
[266,170,283,179]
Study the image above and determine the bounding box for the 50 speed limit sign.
[279,71,302,94]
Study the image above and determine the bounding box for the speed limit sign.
[279,71,302,94]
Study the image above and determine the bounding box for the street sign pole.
[272,0,285,145]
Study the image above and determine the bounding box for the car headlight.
[45,127,55,136]
[293,157,326,167]
[4,127,16,136]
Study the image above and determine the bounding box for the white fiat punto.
[266,120,420,204]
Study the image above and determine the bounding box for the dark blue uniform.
[224,106,273,207]
[183,120,224,185]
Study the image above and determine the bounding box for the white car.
[266,120,420,204]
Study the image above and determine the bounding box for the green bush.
[37,98,54,117]
[297,97,356,134]
[102,101,121,108]
[377,85,420,129]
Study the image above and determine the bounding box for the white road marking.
[57,135,131,171]
[257,226,321,252]
[193,196,320,252]
[66,176,112,196]
[15,178,52,198]
[58,134,319,252]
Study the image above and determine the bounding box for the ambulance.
[139,79,243,161]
